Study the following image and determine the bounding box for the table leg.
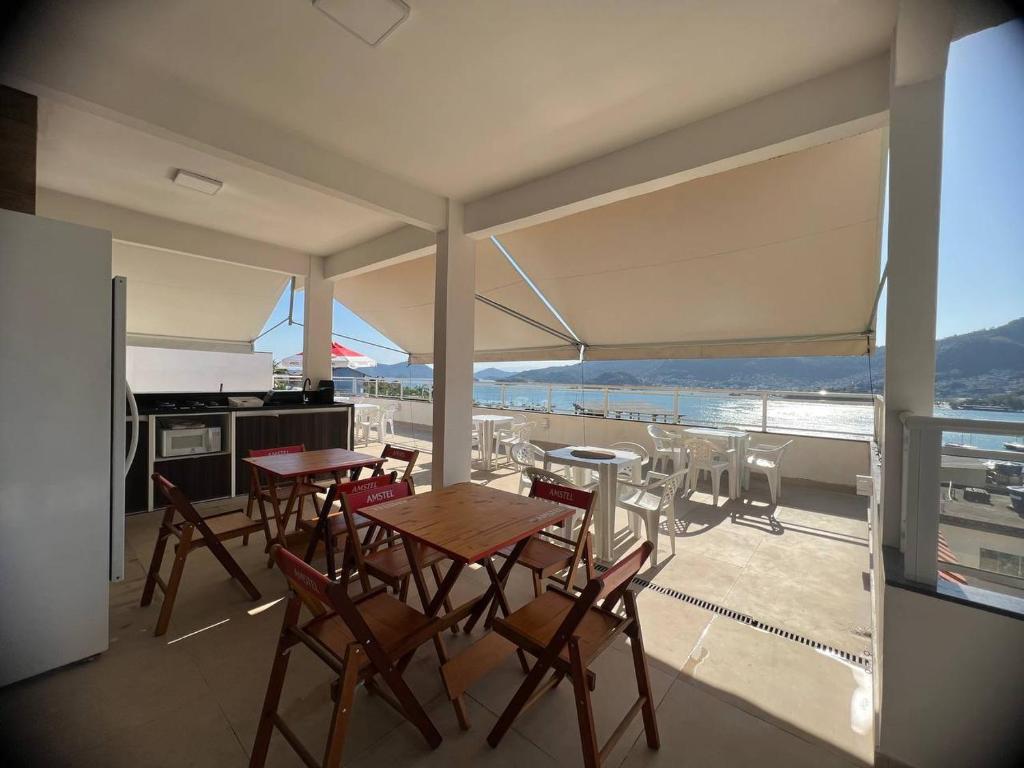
[595,465,617,562]
[402,539,470,730]
[464,537,530,633]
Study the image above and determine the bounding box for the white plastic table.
[543,445,642,561]
[473,414,515,470]
[681,427,750,499]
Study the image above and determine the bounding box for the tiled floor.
[0,438,874,767]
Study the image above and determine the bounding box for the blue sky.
[258,20,1023,369]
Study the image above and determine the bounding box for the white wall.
[126,346,272,393]
[878,584,1024,767]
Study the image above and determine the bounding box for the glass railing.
[901,413,1024,599]
[272,374,883,440]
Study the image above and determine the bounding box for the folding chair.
[371,444,420,483]
[336,480,455,623]
[141,473,265,637]
[299,472,397,577]
[493,477,596,599]
[487,542,659,768]
[250,546,445,768]
[246,445,323,540]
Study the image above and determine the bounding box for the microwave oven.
[159,426,222,458]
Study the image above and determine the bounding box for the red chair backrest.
[529,479,594,512]
[333,473,396,497]
[250,444,306,458]
[382,445,417,463]
[152,472,202,526]
[596,541,653,603]
[342,478,413,514]
[273,545,332,606]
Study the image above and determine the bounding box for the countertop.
[137,402,353,416]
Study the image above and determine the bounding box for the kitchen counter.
[137,401,352,416]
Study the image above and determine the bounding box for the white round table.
[681,427,750,499]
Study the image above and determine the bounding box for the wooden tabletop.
[242,448,384,478]
[357,482,576,563]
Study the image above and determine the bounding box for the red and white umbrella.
[280,342,376,372]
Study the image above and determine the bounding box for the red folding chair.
[299,472,397,578]
[246,445,323,538]
[141,473,264,636]
[371,444,420,483]
[500,478,596,595]
[487,542,659,768]
[250,546,445,768]
[334,481,454,623]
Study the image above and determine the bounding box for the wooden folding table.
[356,482,577,728]
[243,448,385,552]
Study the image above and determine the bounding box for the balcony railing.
[273,373,882,440]
[900,413,1024,596]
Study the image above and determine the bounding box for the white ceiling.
[11,0,898,203]
[36,100,399,255]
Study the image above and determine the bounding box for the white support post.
[881,0,954,549]
[431,201,476,486]
[301,255,334,386]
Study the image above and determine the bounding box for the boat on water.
[1004,442,1024,453]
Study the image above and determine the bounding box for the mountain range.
[354,317,1024,399]
[475,317,1024,399]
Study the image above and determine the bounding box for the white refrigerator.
[0,208,134,686]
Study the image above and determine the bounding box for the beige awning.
[335,129,885,363]
[114,242,290,352]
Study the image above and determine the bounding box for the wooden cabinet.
[125,418,149,513]
[235,408,351,494]
[234,415,280,496]
[153,454,231,503]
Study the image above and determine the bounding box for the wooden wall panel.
[0,85,37,214]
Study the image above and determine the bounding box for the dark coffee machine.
[316,379,335,404]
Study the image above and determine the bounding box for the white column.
[881,0,953,547]
[302,255,334,385]
[431,201,475,486]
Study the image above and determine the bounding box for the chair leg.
[249,598,301,768]
[644,509,659,566]
[140,525,171,607]
[624,592,660,750]
[154,526,193,637]
[767,470,778,505]
[712,469,720,508]
[322,643,362,768]
[568,637,600,768]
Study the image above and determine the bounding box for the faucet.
[303,377,312,403]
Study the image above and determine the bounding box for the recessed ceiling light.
[172,169,223,196]
[312,0,409,47]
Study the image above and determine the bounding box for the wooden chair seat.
[497,537,574,574]
[364,541,447,583]
[485,542,659,768]
[498,589,623,665]
[251,548,447,767]
[174,509,264,540]
[305,592,433,665]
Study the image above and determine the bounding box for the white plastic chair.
[380,404,398,442]
[743,440,793,506]
[496,420,535,465]
[616,469,687,566]
[354,408,375,446]
[647,425,680,472]
[685,438,733,507]
[494,413,528,448]
[510,441,548,495]
[608,441,651,482]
